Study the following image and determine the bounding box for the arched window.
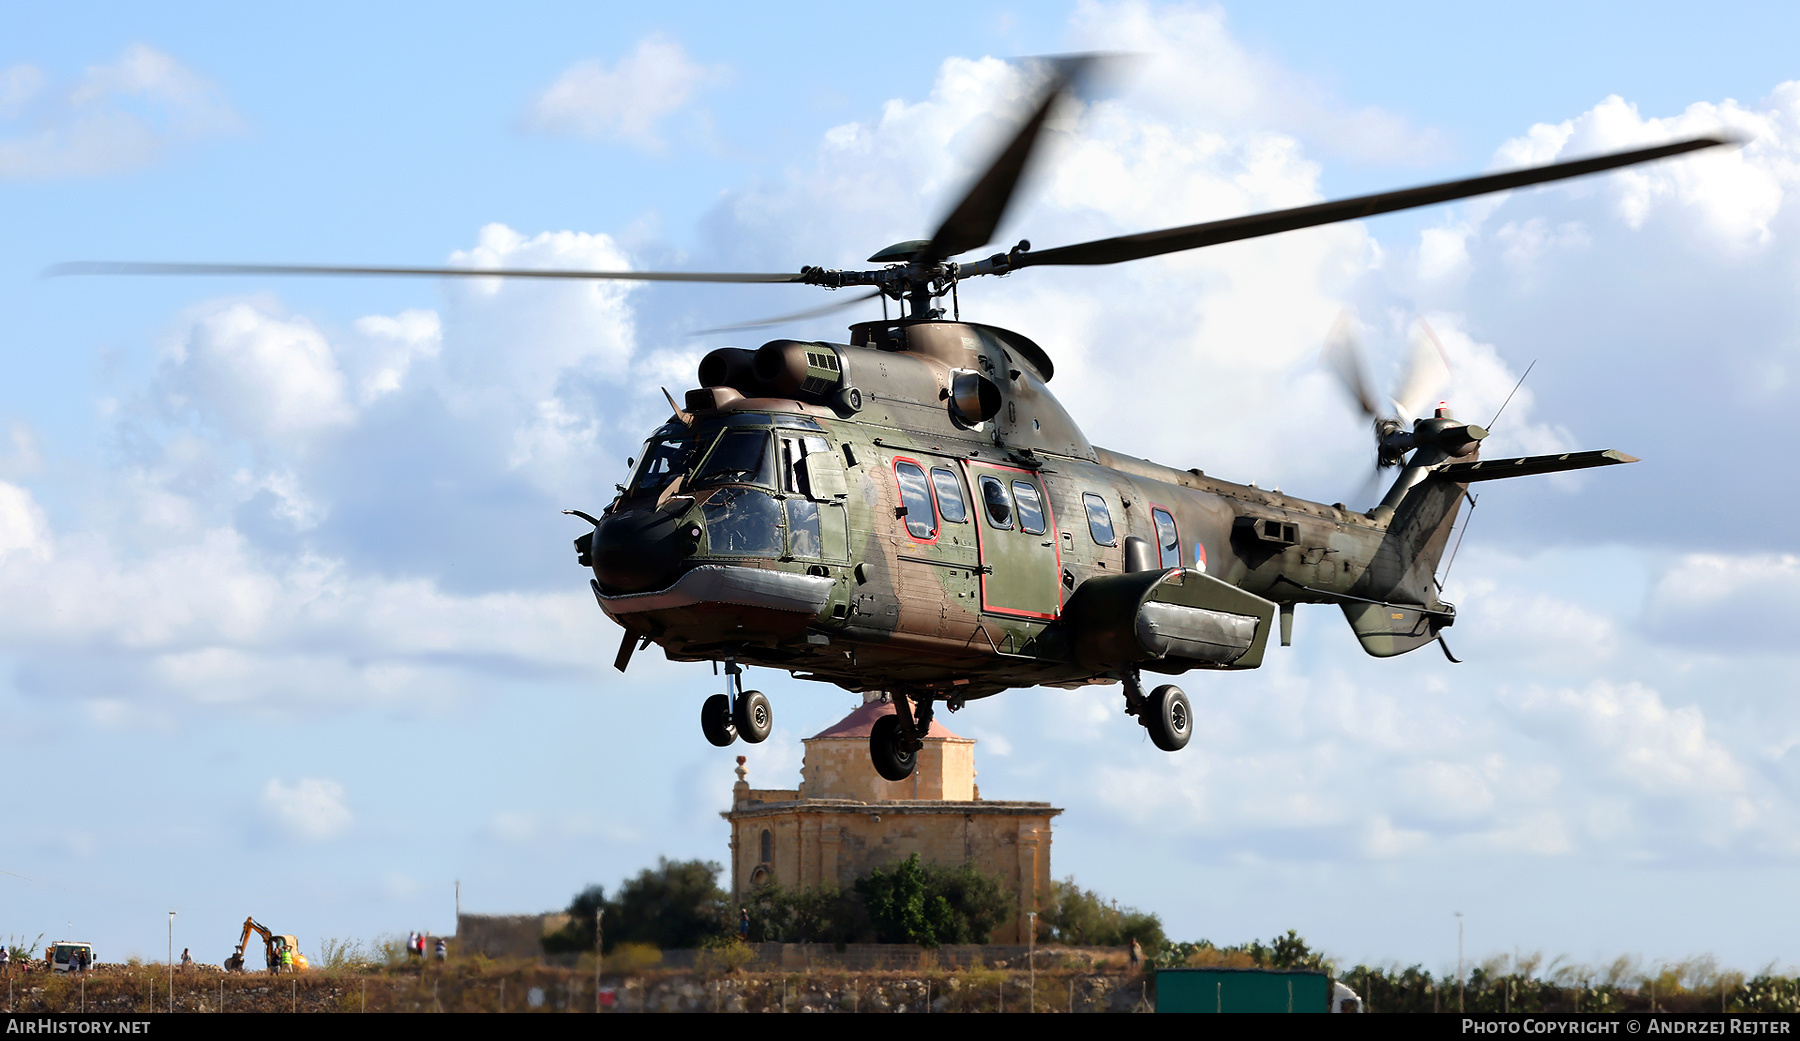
[760,829,772,864]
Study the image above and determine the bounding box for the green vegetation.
[314,936,380,971]
[855,854,1013,947]
[552,853,1016,951]
[6,933,43,962]
[544,857,730,954]
[741,882,864,945]
[1037,878,1165,949]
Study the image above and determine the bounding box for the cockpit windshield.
[622,415,789,499]
[695,429,775,487]
[626,428,701,496]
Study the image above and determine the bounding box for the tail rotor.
[1322,310,1455,503]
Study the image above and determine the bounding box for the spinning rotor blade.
[917,55,1098,267]
[688,289,883,335]
[45,261,808,283]
[1013,135,1738,269]
[1392,319,1451,421]
[1322,310,1380,420]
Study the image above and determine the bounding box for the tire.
[1146,684,1192,752]
[869,713,916,781]
[734,690,773,743]
[701,693,737,747]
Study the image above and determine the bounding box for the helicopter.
[55,58,1736,782]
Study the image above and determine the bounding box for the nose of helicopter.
[590,506,693,594]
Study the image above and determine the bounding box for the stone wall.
[455,913,571,959]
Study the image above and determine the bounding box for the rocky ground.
[0,964,1150,1013]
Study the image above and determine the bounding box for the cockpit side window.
[696,430,775,487]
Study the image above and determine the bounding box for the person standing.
[434,938,446,962]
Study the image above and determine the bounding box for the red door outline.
[963,461,1062,621]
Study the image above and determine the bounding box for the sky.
[5,0,1800,977]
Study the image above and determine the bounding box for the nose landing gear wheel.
[734,690,772,743]
[701,692,738,747]
[869,713,916,781]
[1145,684,1192,751]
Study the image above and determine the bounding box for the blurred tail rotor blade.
[1322,309,1381,419]
[687,289,882,335]
[1392,318,1452,419]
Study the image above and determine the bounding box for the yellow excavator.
[223,916,309,974]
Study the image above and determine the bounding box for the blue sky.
[6,1,1800,977]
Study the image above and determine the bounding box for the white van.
[48,942,94,973]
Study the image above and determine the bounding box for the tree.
[544,858,730,953]
[1038,878,1166,948]
[742,882,864,945]
[855,854,1012,947]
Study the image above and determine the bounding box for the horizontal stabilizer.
[1435,449,1637,483]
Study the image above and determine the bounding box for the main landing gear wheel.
[734,690,772,743]
[701,693,737,747]
[1145,684,1192,752]
[869,714,917,781]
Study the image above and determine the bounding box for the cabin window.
[1082,492,1116,546]
[931,468,968,524]
[978,476,1014,529]
[772,414,823,431]
[1012,481,1047,535]
[786,498,822,557]
[696,430,774,487]
[893,460,939,541]
[701,486,782,555]
[1151,507,1181,569]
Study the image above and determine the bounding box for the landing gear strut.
[870,691,933,781]
[701,660,773,747]
[1122,669,1192,752]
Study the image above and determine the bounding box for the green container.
[1155,967,1332,1013]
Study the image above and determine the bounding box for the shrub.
[855,854,1011,946]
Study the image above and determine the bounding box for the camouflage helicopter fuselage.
[576,317,1626,712]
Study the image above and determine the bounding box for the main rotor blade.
[687,289,882,335]
[45,261,808,284]
[917,55,1096,267]
[1014,134,1739,268]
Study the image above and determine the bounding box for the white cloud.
[0,44,237,178]
[262,777,352,840]
[1645,553,1800,650]
[1066,0,1448,165]
[527,34,725,150]
[0,481,52,559]
[162,301,355,442]
[348,310,441,405]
